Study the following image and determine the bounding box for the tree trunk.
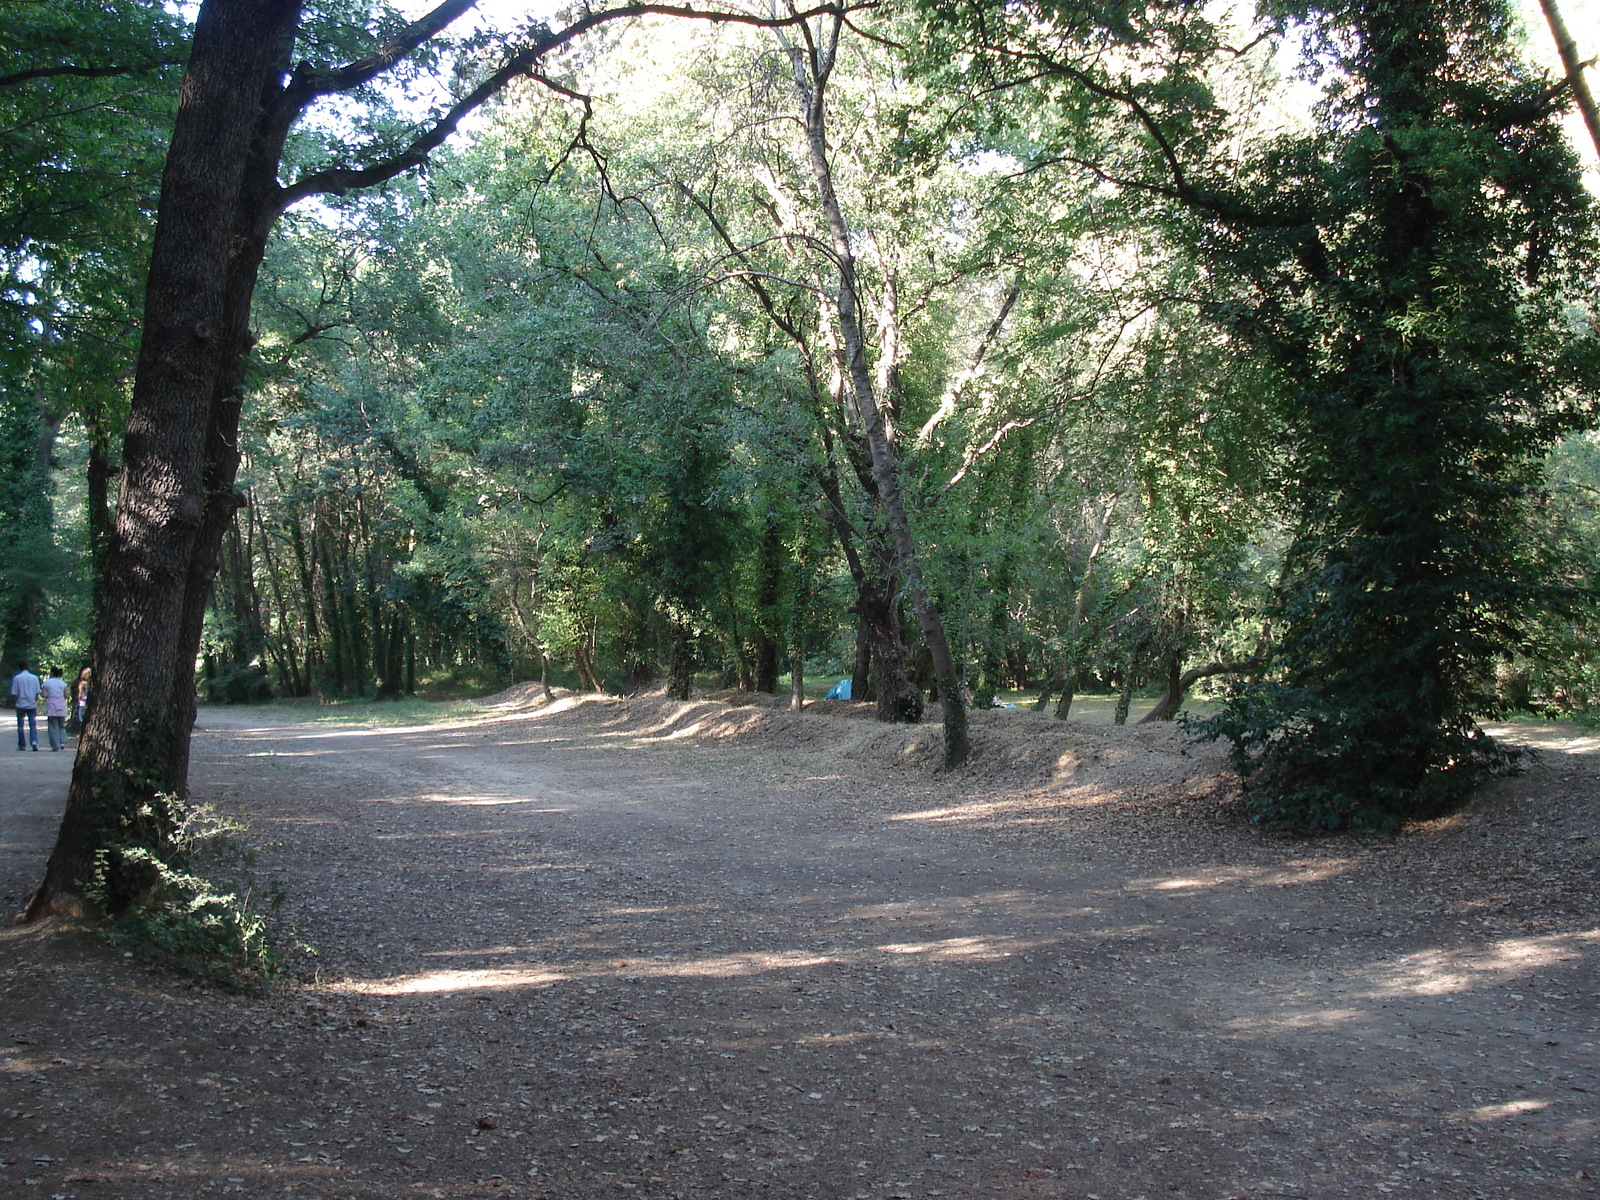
[755,519,783,693]
[1038,496,1117,717]
[807,452,907,713]
[1538,0,1600,161]
[1114,674,1134,726]
[159,2,308,790]
[345,580,368,696]
[321,530,350,693]
[851,615,871,701]
[284,505,321,692]
[667,625,693,701]
[574,623,601,694]
[406,627,416,696]
[1054,676,1077,721]
[857,576,922,722]
[28,0,304,918]
[253,500,304,695]
[85,425,115,592]
[782,15,967,764]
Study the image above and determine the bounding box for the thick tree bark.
[28,0,303,918]
[782,15,967,764]
[809,450,908,712]
[856,577,923,722]
[851,617,871,701]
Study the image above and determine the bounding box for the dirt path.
[1,694,1596,1200]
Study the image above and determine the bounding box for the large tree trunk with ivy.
[1194,0,1597,829]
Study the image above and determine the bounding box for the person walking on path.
[10,662,40,751]
[41,667,69,751]
[75,666,90,729]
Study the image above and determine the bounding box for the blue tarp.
[824,678,852,700]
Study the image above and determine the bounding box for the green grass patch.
[211,697,492,727]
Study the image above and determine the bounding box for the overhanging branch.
[276,1,877,214]
[0,60,181,88]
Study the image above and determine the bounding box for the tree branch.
[0,60,181,89]
[276,1,875,215]
[306,0,481,97]
[917,281,1020,444]
[1538,0,1600,161]
[1137,656,1265,723]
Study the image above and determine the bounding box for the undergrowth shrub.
[1190,685,1521,832]
[85,793,284,990]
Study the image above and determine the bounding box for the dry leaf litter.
[1,686,1595,1199]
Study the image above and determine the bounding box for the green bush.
[1192,684,1521,832]
[85,793,283,990]
[204,663,274,704]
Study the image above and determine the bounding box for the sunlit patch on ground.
[1358,929,1600,998]
[1127,860,1355,891]
[1462,1098,1553,1121]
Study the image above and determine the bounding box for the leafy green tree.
[0,0,185,659]
[28,0,871,918]
[1191,0,1600,828]
[1502,432,1600,715]
[915,0,1600,824]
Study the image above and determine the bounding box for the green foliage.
[84,792,283,991]
[911,0,1600,822]
[0,387,56,659]
[1194,682,1522,831]
[204,661,275,704]
[1190,0,1600,827]
[0,0,185,657]
[1501,432,1600,717]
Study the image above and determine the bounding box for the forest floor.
[1,687,1596,1200]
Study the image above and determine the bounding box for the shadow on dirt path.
[1,697,1596,1199]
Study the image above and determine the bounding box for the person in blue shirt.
[10,662,41,751]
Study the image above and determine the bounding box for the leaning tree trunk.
[783,15,968,765]
[28,0,304,918]
[1538,0,1600,161]
[160,0,309,795]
